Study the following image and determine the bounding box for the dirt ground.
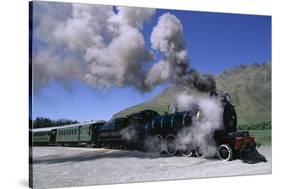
[31,146,271,189]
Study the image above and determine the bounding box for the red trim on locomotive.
[234,136,255,151]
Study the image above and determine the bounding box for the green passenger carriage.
[32,120,106,147]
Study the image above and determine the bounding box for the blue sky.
[32,5,271,122]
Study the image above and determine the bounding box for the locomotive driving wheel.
[217,144,233,161]
[180,147,193,157]
[153,135,164,154]
[195,149,204,158]
[166,134,177,156]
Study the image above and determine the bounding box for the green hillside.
[113,63,271,128]
[215,62,271,126]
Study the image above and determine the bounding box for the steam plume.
[175,92,223,157]
[32,2,215,94]
[32,2,155,92]
[146,13,216,92]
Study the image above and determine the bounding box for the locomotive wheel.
[195,150,204,158]
[165,134,177,156]
[217,144,233,161]
[180,145,193,157]
[153,135,164,154]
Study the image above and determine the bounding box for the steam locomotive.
[31,93,266,162]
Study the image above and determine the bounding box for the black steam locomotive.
[32,93,266,162]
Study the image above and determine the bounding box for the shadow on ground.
[32,149,176,165]
[32,147,267,165]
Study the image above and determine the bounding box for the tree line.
[32,117,79,129]
[238,120,271,130]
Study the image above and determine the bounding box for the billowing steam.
[146,13,216,92]
[32,2,155,92]
[32,2,215,93]
[145,13,187,89]
[175,92,223,157]
[120,124,139,143]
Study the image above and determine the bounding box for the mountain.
[215,62,271,125]
[113,62,271,126]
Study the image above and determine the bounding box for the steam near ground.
[120,92,224,157]
[120,125,139,143]
[175,92,223,157]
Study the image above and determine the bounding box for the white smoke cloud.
[108,6,155,30]
[146,13,188,88]
[32,2,215,94]
[120,124,139,142]
[150,13,185,54]
[146,13,216,92]
[145,60,171,89]
[32,50,82,93]
[52,4,114,51]
[83,25,152,90]
[32,2,155,92]
[175,92,223,157]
